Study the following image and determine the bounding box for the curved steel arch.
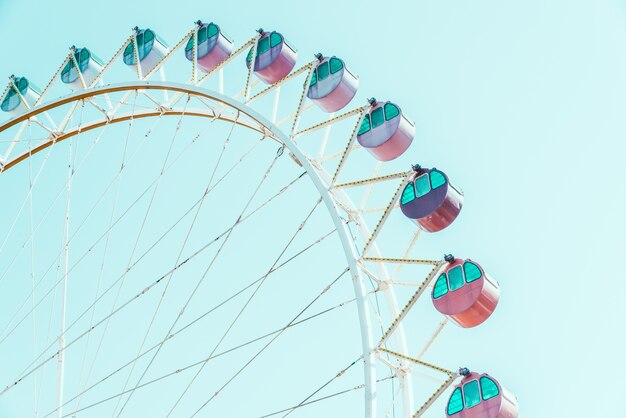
[0,81,382,417]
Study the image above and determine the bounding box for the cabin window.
[357,114,371,136]
[401,183,416,205]
[309,69,317,87]
[464,262,482,283]
[207,23,219,39]
[480,377,500,401]
[62,50,88,83]
[197,26,208,44]
[4,88,16,99]
[17,78,29,92]
[430,170,446,189]
[257,37,270,55]
[384,103,399,120]
[61,60,77,82]
[1,88,19,112]
[79,49,90,66]
[448,265,464,291]
[371,107,384,129]
[330,57,344,74]
[464,380,481,408]
[124,42,134,61]
[433,273,449,299]
[185,36,194,52]
[124,29,156,64]
[143,29,155,45]
[447,387,464,415]
[1,78,31,111]
[318,62,330,81]
[270,32,283,48]
[414,174,431,197]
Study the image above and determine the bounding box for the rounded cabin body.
[356,101,415,161]
[246,31,297,84]
[307,56,358,112]
[123,28,169,76]
[185,22,233,73]
[446,372,518,418]
[61,47,104,90]
[1,77,41,115]
[432,258,499,327]
[400,167,463,232]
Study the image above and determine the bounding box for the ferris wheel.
[0,21,519,418]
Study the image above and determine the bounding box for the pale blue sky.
[0,0,625,417]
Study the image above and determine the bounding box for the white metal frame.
[0,26,461,418]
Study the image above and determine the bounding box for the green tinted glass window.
[16,78,28,94]
[371,107,384,129]
[207,23,219,39]
[358,114,371,136]
[464,380,481,408]
[124,29,155,64]
[401,183,416,205]
[197,26,208,44]
[480,377,500,401]
[384,103,399,120]
[143,29,154,44]
[61,50,88,83]
[318,62,330,81]
[124,42,134,61]
[61,60,74,80]
[270,32,283,48]
[1,78,29,112]
[329,57,344,74]
[448,265,464,291]
[415,174,431,197]
[430,170,446,189]
[433,273,449,299]
[464,262,482,283]
[1,88,18,111]
[246,48,253,64]
[185,36,194,52]
[309,69,317,87]
[79,49,89,65]
[447,388,464,415]
[257,37,270,55]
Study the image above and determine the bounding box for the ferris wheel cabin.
[400,166,463,232]
[1,76,40,115]
[185,21,233,73]
[446,372,518,418]
[123,27,169,76]
[245,30,297,84]
[432,256,499,328]
[307,55,358,112]
[356,100,415,161]
[60,47,104,90]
